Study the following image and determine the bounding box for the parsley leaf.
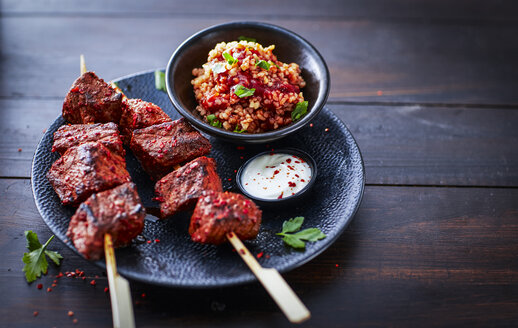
[238,36,257,42]
[223,52,238,65]
[234,85,255,98]
[206,114,222,128]
[233,125,246,133]
[282,216,304,233]
[255,60,270,70]
[22,231,63,283]
[154,70,167,92]
[291,101,308,121]
[277,217,326,249]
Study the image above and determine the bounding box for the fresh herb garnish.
[276,217,326,249]
[212,63,227,74]
[255,60,270,71]
[154,70,167,92]
[223,52,238,65]
[233,125,246,133]
[291,101,308,121]
[238,36,257,42]
[22,231,63,283]
[234,84,255,98]
[274,63,281,69]
[206,114,222,128]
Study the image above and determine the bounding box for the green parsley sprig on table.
[22,231,63,283]
[277,217,326,249]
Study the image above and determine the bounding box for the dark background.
[1,1,518,327]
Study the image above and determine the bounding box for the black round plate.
[31,70,365,288]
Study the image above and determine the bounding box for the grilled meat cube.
[52,122,124,156]
[119,98,172,144]
[189,191,262,245]
[46,141,131,206]
[130,118,211,180]
[67,182,145,260]
[62,71,123,124]
[155,156,222,218]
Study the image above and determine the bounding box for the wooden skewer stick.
[80,55,135,328]
[226,232,311,324]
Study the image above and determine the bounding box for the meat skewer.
[188,191,311,323]
[79,55,136,328]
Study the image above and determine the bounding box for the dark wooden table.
[1,1,518,327]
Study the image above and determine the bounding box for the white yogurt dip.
[240,153,312,200]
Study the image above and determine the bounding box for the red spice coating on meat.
[155,156,222,218]
[52,122,124,156]
[119,98,172,144]
[130,118,211,180]
[62,72,123,124]
[46,141,131,206]
[67,183,145,260]
[189,191,261,245]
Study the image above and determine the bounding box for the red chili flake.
[239,156,244,160]
[277,192,284,199]
[301,179,306,182]
[73,318,78,324]
[286,158,292,163]
[228,178,232,181]
[56,272,63,278]
[47,287,52,292]
[242,208,248,214]
[70,87,80,92]
[104,287,109,293]
[51,284,57,288]
[166,124,173,131]
[33,311,39,317]
[239,249,246,255]
[68,311,74,317]
[37,283,43,289]
[234,170,237,173]
[295,174,300,178]
[288,182,296,187]
[82,277,86,280]
[90,280,96,286]
[17,148,22,152]
[287,165,295,171]
[228,232,234,238]
[53,280,57,284]
[141,293,146,298]
[154,239,160,243]
[377,90,383,96]
[256,252,264,259]
[310,123,314,127]
[236,146,245,150]
[273,170,280,175]
[153,196,165,202]
[147,240,152,244]
[325,128,329,132]
[75,269,80,274]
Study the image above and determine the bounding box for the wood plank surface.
[2,179,517,327]
[3,0,518,21]
[2,98,517,187]
[1,16,518,105]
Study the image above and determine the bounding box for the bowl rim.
[235,148,318,203]
[165,21,330,142]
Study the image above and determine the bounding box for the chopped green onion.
[291,101,308,121]
[234,85,255,98]
[223,52,238,65]
[255,60,270,70]
[154,70,166,92]
[274,63,281,69]
[238,36,256,42]
[212,63,226,74]
[206,114,222,128]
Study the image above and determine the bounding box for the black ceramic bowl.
[165,21,330,144]
[236,148,318,206]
